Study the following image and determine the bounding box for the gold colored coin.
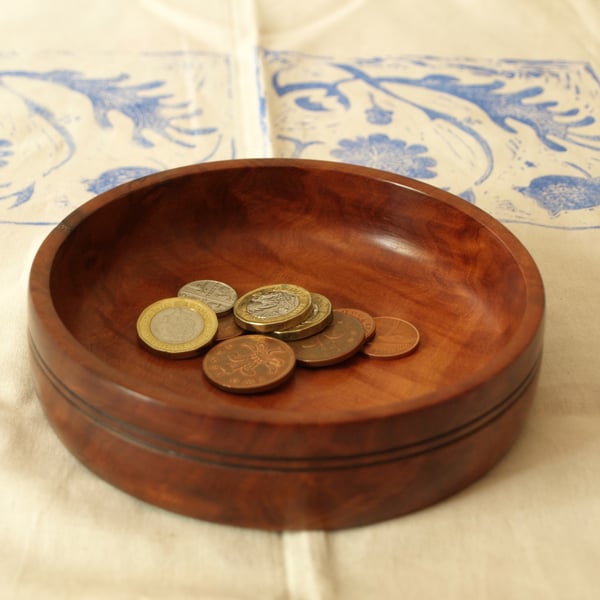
[271,293,333,341]
[136,297,218,358]
[233,283,313,333]
[361,316,420,358]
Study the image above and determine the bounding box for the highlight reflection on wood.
[28,159,545,530]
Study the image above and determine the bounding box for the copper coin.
[215,312,245,342]
[336,307,376,342]
[202,334,296,394]
[361,316,420,358]
[286,311,365,368]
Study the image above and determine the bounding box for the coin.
[202,334,296,394]
[286,310,365,367]
[233,283,313,333]
[215,312,245,342]
[177,279,238,316]
[361,316,420,358]
[336,307,376,343]
[137,297,218,358]
[271,292,333,341]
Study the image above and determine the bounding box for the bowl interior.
[49,163,528,420]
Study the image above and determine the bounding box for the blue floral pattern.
[2,50,599,229]
[263,51,600,229]
[0,52,234,225]
[365,93,393,125]
[517,175,600,216]
[83,166,160,195]
[331,134,436,179]
[0,139,12,168]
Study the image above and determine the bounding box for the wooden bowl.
[28,159,545,530]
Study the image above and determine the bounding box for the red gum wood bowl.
[28,159,545,530]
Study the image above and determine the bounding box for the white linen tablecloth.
[1,1,599,598]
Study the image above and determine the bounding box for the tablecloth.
[2,1,599,598]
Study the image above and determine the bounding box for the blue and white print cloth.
[264,51,600,230]
[0,52,234,225]
[1,50,598,229]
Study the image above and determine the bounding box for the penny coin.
[361,316,420,358]
[286,310,365,367]
[202,334,296,394]
[215,312,245,342]
[271,292,333,341]
[336,307,376,343]
[137,297,218,358]
[233,283,313,333]
[177,279,238,316]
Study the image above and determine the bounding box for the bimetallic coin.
[361,316,420,358]
[271,293,333,341]
[336,307,376,343]
[286,310,365,367]
[215,312,245,342]
[177,279,238,316]
[203,334,296,394]
[137,297,218,358]
[234,283,313,333]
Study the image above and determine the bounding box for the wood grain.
[28,159,545,530]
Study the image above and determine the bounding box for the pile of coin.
[136,280,420,394]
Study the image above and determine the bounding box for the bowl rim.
[29,158,545,428]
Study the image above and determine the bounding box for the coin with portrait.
[271,292,333,341]
[234,283,313,333]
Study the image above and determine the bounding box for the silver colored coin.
[178,279,238,316]
[150,306,205,344]
[246,290,300,319]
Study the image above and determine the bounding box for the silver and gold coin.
[233,283,313,333]
[177,279,238,316]
[136,297,218,358]
[271,292,333,341]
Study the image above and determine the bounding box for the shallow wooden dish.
[28,159,544,530]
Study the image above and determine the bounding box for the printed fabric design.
[0,52,234,225]
[262,51,600,229]
[2,50,598,229]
